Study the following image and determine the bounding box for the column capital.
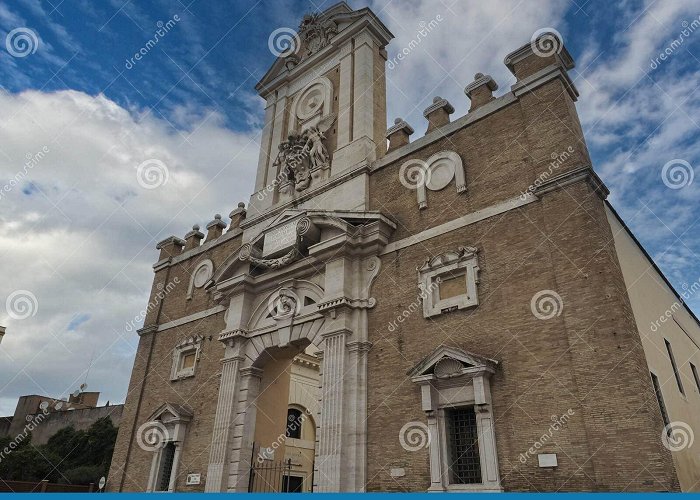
[239,366,263,379]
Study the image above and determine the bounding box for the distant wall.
[0,416,11,437]
[5,405,123,445]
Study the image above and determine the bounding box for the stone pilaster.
[227,366,263,492]
[315,329,348,492]
[205,346,244,492]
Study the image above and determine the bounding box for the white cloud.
[0,89,259,414]
[368,0,570,126]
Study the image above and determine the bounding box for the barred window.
[446,407,481,484]
[158,442,176,491]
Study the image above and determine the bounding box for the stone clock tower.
[108,1,698,493]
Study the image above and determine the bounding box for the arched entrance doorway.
[248,343,320,492]
[204,211,395,492]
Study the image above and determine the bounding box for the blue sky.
[0,0,698,414]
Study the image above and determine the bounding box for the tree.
[0,417,119,486]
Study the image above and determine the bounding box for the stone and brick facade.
[107,2,700,492]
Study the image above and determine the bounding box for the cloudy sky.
[0,0,698,415]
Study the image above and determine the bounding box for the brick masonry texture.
[107,49,679,493]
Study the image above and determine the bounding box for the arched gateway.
[205,211,393,492]
[108,0,689,493]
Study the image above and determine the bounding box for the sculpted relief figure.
[273,114,335,192]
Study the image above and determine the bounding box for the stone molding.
[155,305,226,333]
[511,63,579,101]
[381,193,536,255]
[533,165,609,199]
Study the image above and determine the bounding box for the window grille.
[446,407,481,484]
[158,443,176,491]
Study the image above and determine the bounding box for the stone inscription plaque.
[262,221,297,257]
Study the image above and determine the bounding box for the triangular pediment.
[408,345,498,379]
[147,402,193,424]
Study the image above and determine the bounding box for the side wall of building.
[365,70,677,491]
[607,205,700,491]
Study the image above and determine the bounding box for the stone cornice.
[423,96,454,117]
[503,37,574,74]
[464,73,498,97]
[317,296,376,312]
[511,64,579,101]
[156,236,185,250]
[293,353,321,368]
[242,162,373,230]
[533,165,609,200]
[385,118,414,137]
[137,324,158,337]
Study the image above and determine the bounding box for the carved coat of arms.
[273,114,335,192]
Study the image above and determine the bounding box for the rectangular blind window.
[664,339,685,395]
[446,407,481,484]
[691,363,700,393]
[650,372,670,431]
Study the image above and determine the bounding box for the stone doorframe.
[204,210,395,492]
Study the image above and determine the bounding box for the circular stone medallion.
[426,159,455,191]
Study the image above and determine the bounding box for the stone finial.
[386,118,414,152]
[464,73,498,112]
[229,202,247,231]
[206,214,227,241]
[184,224,205,251]
[423,96,455,134]
[156,236,186,260]
[503,30,574,80]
